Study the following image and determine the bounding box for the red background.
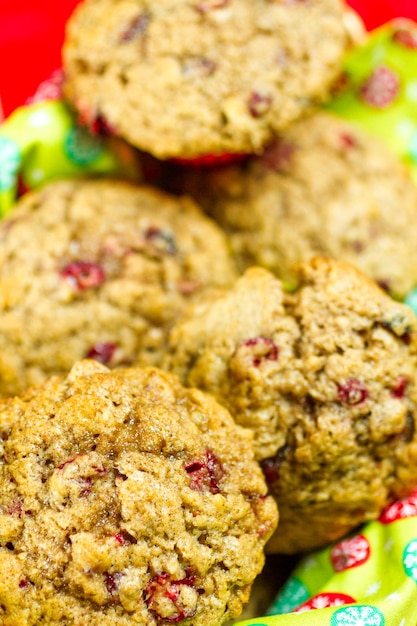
[1,0,417,118]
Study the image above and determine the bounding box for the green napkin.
[235,490,417,625]
[0,99,139,216]
[327,18,417,186]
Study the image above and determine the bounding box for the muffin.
[164,258,417,553]
[63,0,350,159]
[0,178,237,397]
[0,360,278,625]
[180,111,417,298]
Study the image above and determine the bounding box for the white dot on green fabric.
[27,109,53,128]
[403,538,417,582]
[64,126,103,165]
[29,169,45,183]
[396,119,416,138]
[0,136,21,191]
[370,45,386,64]
[406,82,417,103]
[330,605,384,625]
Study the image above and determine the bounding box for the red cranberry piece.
[18,579,29,589]
[144,226,177,255]
[7,499,23,516]
[86,342,117,365]
[237,337,279,368]
[145,572,198,623]
[392,26,417,49]
[339,132,357,150]
[91,114,116,136]
[79,477,92,497]
[77,107,116,137]
[57,457,77,470]
[391,375,409,399]
[195,0,228,13]
[184,449,224,494]
[359,66,400,109]
[260,141,295,172]
[248,91,273,118]
[61,261,106,290]
[260,447,287,486]
[337,379,369,406]
[120,12,150,42]
[114,529,137,545]
[104,572,123,598]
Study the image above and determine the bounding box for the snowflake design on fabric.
[64,126,104,165]
[379,488,417,523]
[331,535,370,572]
[294,593,355,613]
[330,605,385,625]
[403,538,417,581]
[0,136,21,191]
[267,577,309,615]
[364,582,382,597]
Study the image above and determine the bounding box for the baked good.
[0,178,236,397]
[180,111,417,298]
[164,257,417,552]
[62,0,350,159]
[0,360,278,625]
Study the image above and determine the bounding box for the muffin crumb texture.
[0,361,277,625]
[179,111,417,298]
[63,0,349,158]
[0,178,237,398]
[164,258,417,552]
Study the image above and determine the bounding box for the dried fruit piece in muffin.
[0,360,277,625]
[0,178,237,397]
[63,0,350,158]
[179,111,417,298]
[164,258,417,553]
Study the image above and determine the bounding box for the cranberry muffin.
[0,178,236,397]
[164,258,417,552]
[0,361,277,625]
[63,0,350,159]
[181,112,417,298]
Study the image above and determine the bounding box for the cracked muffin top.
[164,258,417,552]
[0,360,277,625]
[62,0,349,158]
[0,178,237,397]
[180,111,417,298]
